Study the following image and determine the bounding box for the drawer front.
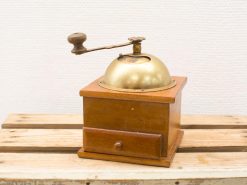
[83,127,162,159]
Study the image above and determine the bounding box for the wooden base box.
[78,76,187,167]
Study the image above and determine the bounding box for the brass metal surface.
[68,32,176,92]
[98,53,176,92]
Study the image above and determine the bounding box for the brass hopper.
[68,33,176,92]
[68,32,187,167]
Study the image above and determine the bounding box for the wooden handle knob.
[67,32,87,54]
[114,141,123,150]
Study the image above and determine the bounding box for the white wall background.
[0,0,247,123]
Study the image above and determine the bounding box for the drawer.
[83,127,162,159]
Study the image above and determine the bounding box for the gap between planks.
[2,114,247,129]
[2,114,83,129]
[0,128,246,153]
[0,114,246,183]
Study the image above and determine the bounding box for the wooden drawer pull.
[83,127,162,159]
[114,141,123,150]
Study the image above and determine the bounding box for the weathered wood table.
[0,114,246,185]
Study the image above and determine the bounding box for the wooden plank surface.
[179,129,247,152]
[2,114,83,129]
[2,114,247,129]
[0,114,246,184]
[0,129,81,152]
[0,128,245,153]
[1,178,246,185]
[182,115,247,129]
[0,152,246,180]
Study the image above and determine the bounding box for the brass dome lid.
[68,33,176,92]
[98,53,175,92]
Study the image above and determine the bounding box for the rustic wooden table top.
[0,114,246,185]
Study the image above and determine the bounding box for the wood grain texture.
[168,91,182,149]
[83,97,170,156]
[80,76,187,103]
[0,128,245,153]
[3,114,247,129]
[83,127,162,159]
[0,129,81,152]
[78,131,183,167]
[0,114,246,183]
[2,114,83,129]
[182,115,247,129]
[1,179,246,185]
[179,129,247,152]
[0,152,246,180]
[83,97,169,133]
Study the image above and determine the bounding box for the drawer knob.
[114,141,123,150]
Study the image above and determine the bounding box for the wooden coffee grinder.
[68,32,187,167]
